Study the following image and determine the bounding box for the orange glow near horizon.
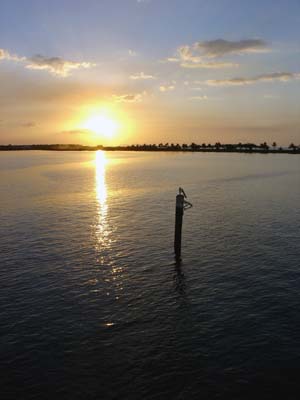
[58,103,136,145]
[76,104,133,144]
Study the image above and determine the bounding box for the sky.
[0,0,300,146]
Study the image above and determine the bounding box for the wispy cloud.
[112,93,144,102]
[128,49,137,56]
[166,38,268,69]
[130,71,155,80]
[189,95,208,101]
[0,48,25,62]
[26,55,95,77]
[181,61,238,69]
[159,85,175,92]
[20,121,36,128]
[63,129,91,135]
[0,48,95,77]
[177,45,201,63]
[0,49,6,60]
[159,81,176,92]
[166,45,238,68]
[0,119,37,128]
[206,72,300,86]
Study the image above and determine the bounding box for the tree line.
[0,142,299,153]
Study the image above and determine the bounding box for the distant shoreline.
[0,144,299,154]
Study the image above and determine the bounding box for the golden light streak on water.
[95,151,110,252]
[94,151,124,303]
[95,150,107,205]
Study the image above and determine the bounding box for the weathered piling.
[174,187,192,259]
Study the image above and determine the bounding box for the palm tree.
[289,143,295,151]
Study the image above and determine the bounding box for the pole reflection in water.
[94,151,123,304]
[174,259,186,296]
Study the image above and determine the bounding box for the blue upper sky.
[0,0,300,145]
[1,0,300,55]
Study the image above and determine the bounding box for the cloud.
[180,61,238,69]
[0,49,9,60]
[0,47,95,77]
[159,84,175,92]
[195,39,268,58]
[166,57,180,63]
[0,119,37,128]
[166,45,237,68]
[62,129,91,135]
[21,121,36,128]
[177,45,201,63]
[206,72,300,86]
[166,38,268,69]
[159,81,176,92]
[112,93,143,102]
[130,71,155,80]
[0,48,25,62]
[189,95,208,101]
[26,55,95,77]
[128,49,137,56]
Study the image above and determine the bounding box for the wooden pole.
[174,193,184,259]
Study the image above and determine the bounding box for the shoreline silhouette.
[0,142,299,154]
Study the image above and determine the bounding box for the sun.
[84,114,119,138]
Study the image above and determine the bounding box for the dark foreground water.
[1,151,300,399]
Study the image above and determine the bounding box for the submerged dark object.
[174,187,192,259]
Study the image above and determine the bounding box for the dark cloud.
[112,93,144,102]
[195,39,268,58]
[21,121,36,128]
[62,129,91,135]
[206,72,300,86]
[166,38,268,69]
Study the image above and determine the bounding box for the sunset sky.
[1,0,300,146]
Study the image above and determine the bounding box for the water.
[1,151,300,399]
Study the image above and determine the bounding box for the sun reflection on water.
[95,151,110,251]
[95,151,107,207]
[94,151,124,305]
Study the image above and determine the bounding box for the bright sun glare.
[84,114,118,138]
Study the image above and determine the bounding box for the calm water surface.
[1,151,300,399]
